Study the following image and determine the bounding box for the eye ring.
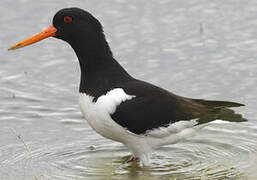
[64,16,72,23]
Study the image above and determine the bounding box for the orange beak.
[8,25,57,51]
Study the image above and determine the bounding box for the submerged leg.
[126,155,139,163]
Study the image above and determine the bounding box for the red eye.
[64,16,72,23]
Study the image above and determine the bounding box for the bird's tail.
[193,99,244,108]
[192,99,247,124]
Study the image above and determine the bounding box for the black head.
[53,8,103,43]
[54,8,112,60]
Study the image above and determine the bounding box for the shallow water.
[1,0,257,179]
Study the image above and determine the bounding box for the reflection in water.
[1,0,257,179]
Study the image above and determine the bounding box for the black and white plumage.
[9,7,246,165]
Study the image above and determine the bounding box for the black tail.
[193,99,245,108]
[192,99,247,124]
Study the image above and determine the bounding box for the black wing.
[111,80,246,135]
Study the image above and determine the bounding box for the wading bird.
[9,8,246,165]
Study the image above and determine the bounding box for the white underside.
[79,88,201,165]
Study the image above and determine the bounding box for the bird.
[8,7,246,165]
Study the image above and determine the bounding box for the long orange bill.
[8,25,57,51]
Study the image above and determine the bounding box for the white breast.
[79,88,136,142]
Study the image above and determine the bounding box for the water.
[1,0,257,179]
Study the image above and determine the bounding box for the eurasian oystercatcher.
[9,7,246,165]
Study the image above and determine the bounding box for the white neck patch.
[95,88,135,114]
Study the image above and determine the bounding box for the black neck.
[69,34,133,97]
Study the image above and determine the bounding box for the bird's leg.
[126,155,139,163]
